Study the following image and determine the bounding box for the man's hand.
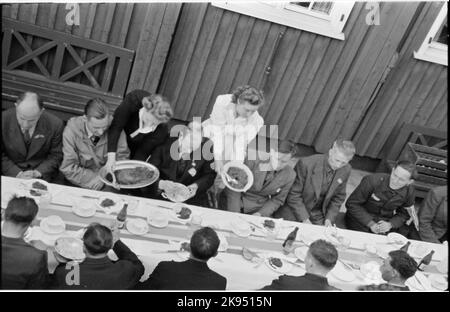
[29,239,48,251]
[324,219,333,227]
[369,223,380,234]
[16,170,35,179]
[187,183,198,199]
[92,179,105,191]
[377,221,392,233]
[32,170,42,178]
[215,159,224,175]
[303,218,312,224]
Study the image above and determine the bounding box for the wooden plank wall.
[353,1,447,159]
[1,2,182,95]
[158,2,446,159]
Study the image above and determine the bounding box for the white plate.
[429,274,448,291]
[230,220,252,237]
[40,216,66,235]
[98,160,160,189]
[147,212,169,228]
[330,261,356,282]
[406,271,433,291]
[126,219,149,235]
[222,161,254,193]
[72,200,96,218]
[171,206,193,223]
[409,243,432,259]
[26,179,51,193]
[265,255,293,274]
[294,246,309,262]
[387,232,408,246]
[162,182,191,203]
[54,237,86,261]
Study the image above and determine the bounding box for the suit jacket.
[225,156,296,216]
[419,186,447,243]
[2,108,64,181]
[1,236,50,289]
[51,240,144,290]
[137,258,226,290]
[60,116,130,190]
[261,273,339,291]
[345,173,414,230]
[146,137,216,206]
[282,154,351,223]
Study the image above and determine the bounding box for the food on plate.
[177,207,192,220]
[32,181,48,191]
[30,189,43,196]
[269,257,283,268]
[106,167,154,185]
[226,167,248,189]
[55,237,84,260]
[164,183,191,202]
[100,198,115,208]
[263,220,275,230]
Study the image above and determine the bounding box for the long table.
[1,176,447,291]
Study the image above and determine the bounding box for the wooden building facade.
[1,2,447,161]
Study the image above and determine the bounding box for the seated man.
[358,250,417,291]
[2,91,64,182]
[145,121,216,207]
[51,223,144,290]
[419,186,447,244]
[274,139,355,226]
[137,227,226,290]
[224,140,298,217]
[60,98,130,190]
[2,196,50,289]
[345,160,416,235]
[261,239,339,290]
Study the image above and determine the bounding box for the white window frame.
[211,1,355,40]
[414,3,447,66]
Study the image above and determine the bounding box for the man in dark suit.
[345,160,416,235]
[1,196,50,289]
[262,239,339,290]
[137,227,226,290]
[419,186,447,244]
[274,139,355,226]
[145,121,216,207]
[2,91,64,182]
[224,140,298,217]
[51,223,144,290]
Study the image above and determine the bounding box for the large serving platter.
[99,160,159,189]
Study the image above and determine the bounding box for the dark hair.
[394,160,418,180]
[309,239,338,269]
[84,98,109,119]
[4,196,38,225]
[190,227,220,261]
[231,85,264,106]
[16,91,44,109]
[142,94,173,123]
[83,223,113,255]
[388,250,418,280]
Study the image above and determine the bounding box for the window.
[414,3,447,66]
[211,1,355,40]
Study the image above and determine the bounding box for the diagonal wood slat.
[12,30,51,77]
[64,44,101,88]
[7,41,57,70]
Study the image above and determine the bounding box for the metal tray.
[99,160,160,189]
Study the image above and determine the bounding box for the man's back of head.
[190,227,220,261]
[82,223,113,257]
[306,239,338,276]
[3,196,38,230]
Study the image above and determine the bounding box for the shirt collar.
[323,155,334,173]
[85,119,95,139]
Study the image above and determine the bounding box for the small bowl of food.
[222,161,254,192]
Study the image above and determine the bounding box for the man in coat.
[224,140,298,217]
[1,196,50,289]
[2,91,64,182]
[261,239,339,290]
[60,98,129,190]
[274,139,355,226]
[345,160,416,235]
[137,227,226,290]
[145,121,216,207]
[51,223,144,290]
[419,186,447,243]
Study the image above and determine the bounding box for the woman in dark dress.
[104,90,173,179]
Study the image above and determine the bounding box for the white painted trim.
[211,1,355,40]
[414,3,447,66]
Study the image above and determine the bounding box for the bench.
[2,18,135,120]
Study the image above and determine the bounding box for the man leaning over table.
[345,160,416,235]
[59,98,130,190]
[2,91,64,182]
[223,140,298,217]
[51,222,144,290]
[358,250,417,291]
[1,196,50,289]
[419,185,447,244]
[273,139,355,226]
[261,239,339,290]
[136,227,227,290]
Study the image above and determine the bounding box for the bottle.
[417,250,435,271]
[282,227,299,254]
[400,241,411,252]
[116,203,128,229]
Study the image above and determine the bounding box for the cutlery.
[223,172,238,184]
[338,259,355,271]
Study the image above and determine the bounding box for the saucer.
[54,237,86,261]
[230,220,252,238]
[429,274,448,291]
[387,232,408,246]
[40,216,66,235]
[147,212,169,228]
[126,218,149,235]
[72,201,96,218]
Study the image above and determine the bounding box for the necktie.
[23,129,31,145]
[90,135,100,146]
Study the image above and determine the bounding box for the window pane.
[311,2,333,14]
[433,16,448,45]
